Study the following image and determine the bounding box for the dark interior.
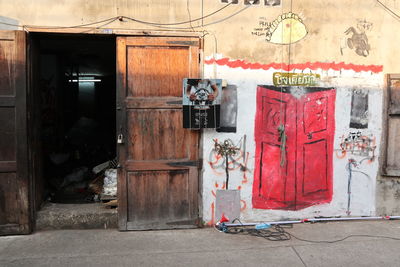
[32,34,116,206]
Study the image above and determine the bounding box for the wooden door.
[0,31,30,235]
[252,86,297,210]
[117,37,200,230]
[295,88,335,209]
[252,86,335,210]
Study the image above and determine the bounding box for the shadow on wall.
[0,16,19,30]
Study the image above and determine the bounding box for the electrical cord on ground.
[220,218,400,243]
[289,232,400,244]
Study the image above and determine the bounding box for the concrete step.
[36,202,118,231]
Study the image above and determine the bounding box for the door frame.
[25,30,204,231]
[116,35,203,230]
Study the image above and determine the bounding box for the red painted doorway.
[253,86,336,210]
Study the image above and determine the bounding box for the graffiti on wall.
[207,135,251,225]
[345,158,371,215]
[350,89,368,129]
[220,0,281,6]
[336,131,376,162]
[334,130,375,215]
[253,86,336,210]
[251,12,308,44]
[341,19,372,57]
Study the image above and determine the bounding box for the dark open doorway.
[30,33,117,229]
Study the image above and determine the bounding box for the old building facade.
[1,0,400,234]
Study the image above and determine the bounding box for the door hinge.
[168,160,202,169]
[166,40,199,46]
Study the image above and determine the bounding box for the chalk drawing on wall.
[334,130,375,215]
[220,0,281,6]
[253,86,336,210]
[341,19,372,57]
[346,158,371,215]
[336,131,376,162]
[349,89,368,129]
[207,136,251,225]
[251,12,308,44]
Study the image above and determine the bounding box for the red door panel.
[296,89,335,209]
[253,86,296,210]
[253,86,335,210]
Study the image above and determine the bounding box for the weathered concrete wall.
[202,61,384,223]
[1,0,399,222]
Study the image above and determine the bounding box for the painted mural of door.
[253,86,336,210]
[116,36,200,230]
[0,31,31,235]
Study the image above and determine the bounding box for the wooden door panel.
[127,169,196,226]
[0,34,15,96]
[117,36,200,230]
[127,46,190,97]
[0,31,30,235]
[0,173,18,225]
[127,109,193,161]
[0,107,16,161]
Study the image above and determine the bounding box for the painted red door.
[253,87,297,210]
[295,89,336,209]
[253,86,335,210]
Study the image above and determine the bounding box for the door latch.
[117,134,124,144]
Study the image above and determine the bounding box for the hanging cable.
[0,3,233,31]
[376,0,400,21]
[122,5,251,30]
[25,16,121,29]
[187,0,195,31]
[121,3,232,26]
[79,17,120,33]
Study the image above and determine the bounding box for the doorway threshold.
[36,202,117,231]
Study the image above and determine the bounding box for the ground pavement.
[0,220,400,266]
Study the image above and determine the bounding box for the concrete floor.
[36,202,118,230]
[1,220,400,266]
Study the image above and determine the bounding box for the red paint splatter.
[205,57,383,73]
[207,202,215,226]
[240,200,247,212]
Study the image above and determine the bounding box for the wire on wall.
[376,0,400,21]
[0,3,236,31]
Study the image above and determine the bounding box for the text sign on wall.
[273,72,320,87]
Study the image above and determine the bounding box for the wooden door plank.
[0,30,30,235]
[117,36,200,230]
